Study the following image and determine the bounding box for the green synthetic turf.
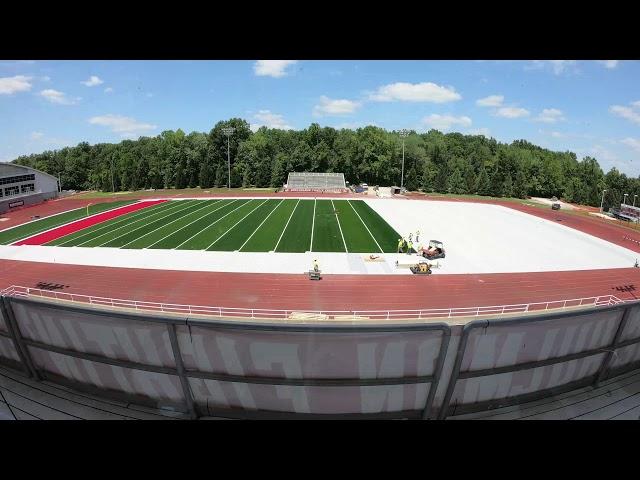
[348,200,400,253]
[177,199,259,250]
[311,200,346,252]
[212,199,281,251]
[240,199,297,252]
[122,199,225,249]
[0,200,134,245]
[41,198,402,253]
[47,200,181,246]
[78,200,202,247]
[149,200,242,249]
[101,200,210,248]
[332,200,382,253]
[275,199,314,252]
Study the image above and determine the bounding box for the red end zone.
[12,200,167,246]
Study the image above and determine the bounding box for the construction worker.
[407,240,414,254]
[313,259,319,273]
[408,232,413,242]
[416,230,420,242]
[397,238,404,253]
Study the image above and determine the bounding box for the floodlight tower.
[600,189,607,213]
[222,127,235,189]
[634,195,638,208]
[624,193,629,205]
[399,129,409,190]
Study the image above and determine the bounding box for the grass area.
[44,199,399,253]
[0,200,135,245]
[71,187,278,200]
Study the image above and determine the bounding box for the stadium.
[1,167,640,420]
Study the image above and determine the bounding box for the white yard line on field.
[347,200,384,253]
[310,198,317,251]
[273,199,301,252]
[88,200,201,247]
[205,199,269,250]
[144,200,226,248]
[57,200,180,246]
[332,199,348,253]
[238,199,284,251]
[173,199,249,250]
[120,201,216,248]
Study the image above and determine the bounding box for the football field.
[41,199,400,253]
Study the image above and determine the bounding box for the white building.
[0,163,59,214]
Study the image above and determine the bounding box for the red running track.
[12,200,166,246]
[1,260,639,311]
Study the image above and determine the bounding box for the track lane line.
[274,199,301,252]
[347,200,384,253]
[173,199,247,250]
[206,199,269,250]
[331,199,348,253]
[238,199,284,252]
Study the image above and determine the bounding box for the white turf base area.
[0,198,636,275]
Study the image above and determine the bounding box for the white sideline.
[76,200,198,247]
[174,199,247,249]
[206,199,269,250]
[332,199,348,253]
[347,200,384,253]
[121,201,216,248]
[91,200,201,247]
[239,199,284,251]
[146,200,224,248]
[58,200,182,246]
[310,198,316,252]
[274,199,300,252]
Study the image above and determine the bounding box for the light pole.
[110,156,115,192]
[634,195,638,208]
[600,189,607,213]
[222,127,235,189]
[624,193,629,205]
[399,129,409,190]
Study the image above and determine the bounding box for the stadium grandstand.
[284,172,348,192]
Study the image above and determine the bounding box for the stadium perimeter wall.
[2,295,640,419]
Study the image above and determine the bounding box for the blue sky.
[1,60,639,175]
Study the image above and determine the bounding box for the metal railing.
[0,285,623,322]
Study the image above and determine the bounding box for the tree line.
[10,118,639,211]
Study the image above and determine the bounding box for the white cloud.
[476,95,504,107]
[468,127,491,137]
[81,75,103,87]
[104,87,114,93]
[369,82,461,103]
[494,106,530,118]
[253,60,297,78]
[312,96,361,116]
[39,89,79,105]
[535,108,566,123]
[622,138,640,153]
[88,114,157,137]
[610,103,640,125]
[422,114,472,131]
[29,132,44,140]
[40,76,51,82]
[526,60,578,75]
[550,131,565,138]
[0,75,32,94]
[250,110,293,131]
[598,60,619,69]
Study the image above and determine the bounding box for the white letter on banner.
[358,342,406,413]
[250,342,309,413]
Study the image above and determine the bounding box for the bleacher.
[285,172,347,192]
